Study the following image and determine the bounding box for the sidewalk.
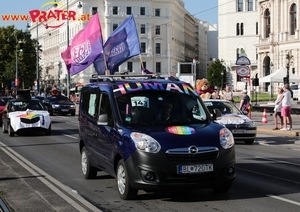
[0,146,79,212]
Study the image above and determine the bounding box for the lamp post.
[54,0,70,96]
[285,52,293,85]
[66,0,70,98]
[15,34,18,89]
[36,23,39,93]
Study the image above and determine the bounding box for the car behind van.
[78,74,236,200]
[290,84,299,100]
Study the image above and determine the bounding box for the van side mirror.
[97,114,108,125]
[211,109,222,120]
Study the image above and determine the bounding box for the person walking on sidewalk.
[239,89,251,118]
[273,88,284,130]
[278,84,292,130]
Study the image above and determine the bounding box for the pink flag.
[61,13,104,76]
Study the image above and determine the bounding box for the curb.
[257,127,300,137]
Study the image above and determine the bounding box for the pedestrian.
[239,89,251,118]
[273,88,284,130]
[278,84,292,130]
[223,84,234,102]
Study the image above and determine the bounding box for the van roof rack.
[89,74,180,83]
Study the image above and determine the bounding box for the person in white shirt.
[273,88,283,130]
[223,84,233,102]
[277,84,292,130]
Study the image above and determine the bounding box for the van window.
[99,93,113,123]
[81,90,100,120]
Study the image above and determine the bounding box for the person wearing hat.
[239,89,251,118]
[277,84,292,130]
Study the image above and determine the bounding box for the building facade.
[218,0,259,91]
[28,0,209,93]
[256,0,300,92]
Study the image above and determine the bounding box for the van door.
[95,92,117,175]
[80,88,101,167]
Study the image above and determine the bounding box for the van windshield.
[116,90,208,126]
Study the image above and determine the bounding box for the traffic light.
[252,78,259,86]
[283,77,289,85]
[19,42,23,52]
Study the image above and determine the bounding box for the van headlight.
[219,128,234,149]
[130,132,161,153]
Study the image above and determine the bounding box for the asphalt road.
[1,115,300,212]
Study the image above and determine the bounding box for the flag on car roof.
[61,13,104,76]
[94,14,141,75]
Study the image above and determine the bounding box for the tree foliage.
[207,59,226,89]
[0,26,39,90]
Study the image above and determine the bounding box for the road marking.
[254,156,300,167]
[268,195,300,207]
[0,141,102,212]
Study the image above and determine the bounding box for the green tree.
[207,59,226,89]
[0,26,40,90]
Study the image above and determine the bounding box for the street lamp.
[285,51,293,85]
[27,22,39,92]
[9,30,21,89]
[54,0,70,97]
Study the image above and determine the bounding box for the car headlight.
[219,128,234,149]
[70,105,75,108]
[52,104,60,108]
[248,121,256,127]
[130,132,161,153]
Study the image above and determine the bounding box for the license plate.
[178,164,213,174]
[232,129,246,133]
[61,109,69,112]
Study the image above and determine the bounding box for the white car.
[290,84,299,100]
[2,98,51,136]
[203,99,257,144]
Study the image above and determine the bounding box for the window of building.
[141,42,146,53]
[264,9,271,38]
[140,7,145,15]
[126,7,132,15]
[237,0,243,12]
[248,0,253,11]
[290,3,297,35]
[113,24,118,31]
[141,24,146,34]
[155,9,160,16]
[236,23,240,36]
[155,25,160,35]
[113,6,118,15]
[155,43,161,54]
[256,22,258,35]
[127,62,133,72]
[92,7,98,15]
[156,62,161,73]
[240,23,244,35]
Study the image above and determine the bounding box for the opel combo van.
[78,74,236,200]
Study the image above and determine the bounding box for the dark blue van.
[78,75,235,200]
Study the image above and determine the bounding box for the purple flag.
[94,15,140,75]
[61,13,104,76]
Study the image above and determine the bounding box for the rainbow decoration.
[166,126,195,135]
[17,113,41,119]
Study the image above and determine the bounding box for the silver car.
[204,99,257,145]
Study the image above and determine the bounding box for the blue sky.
[0,0,218,30]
